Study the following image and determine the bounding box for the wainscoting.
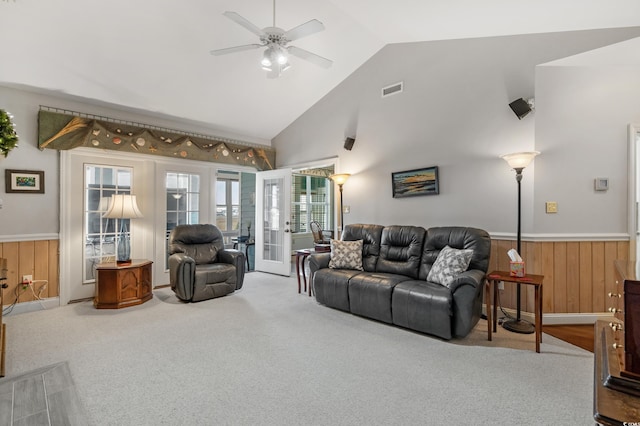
[0,240,59,305]
[489,239,629,315]
[0,237,629,318]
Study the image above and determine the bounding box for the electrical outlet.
[22,274,32,284]
[498,281,504,291]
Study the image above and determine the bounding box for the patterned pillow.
[427,245,473,287]
[329,239,364,270]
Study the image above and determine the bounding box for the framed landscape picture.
[5,169,45,194]
[391,166,439,198]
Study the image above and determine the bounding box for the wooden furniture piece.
[94,259,153,309]
[232,237,254,271]
[594,319,640,425]
[295,249,313,296]
[0,258,6,377]
[296,248,330,296]
[486,270,544,353]
[611,260,640,378]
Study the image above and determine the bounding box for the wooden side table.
[486,270,544,353]
[295,249,313,296]
[295,248,330,296]
[94,259,153,309]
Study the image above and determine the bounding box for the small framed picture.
[5,169,45,194]
[391,166,439,198]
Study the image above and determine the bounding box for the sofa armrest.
[218,249,246,290]
[169,253,195,301]
[309,253,331,274]
[448,269,485,293]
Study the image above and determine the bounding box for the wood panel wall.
[0,237,630,314]
[0,240,59,306]
[489,239,629,314]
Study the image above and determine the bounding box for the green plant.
[0,109,19,157]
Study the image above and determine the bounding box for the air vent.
[381,81,403,98]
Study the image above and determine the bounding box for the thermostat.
[594,178,609,191]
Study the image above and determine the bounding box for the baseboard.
[482,304,614,325]
[4,297,60,316]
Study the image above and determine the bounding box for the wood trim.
[490,239,630,314]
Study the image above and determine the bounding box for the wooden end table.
[94,259,153,309]
[295,248,330,296]
[486,270,544,353]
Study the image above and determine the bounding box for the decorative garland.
[0,109,19,157]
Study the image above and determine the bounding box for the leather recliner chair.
[168,224,245,302]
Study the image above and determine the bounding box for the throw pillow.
[329,239,364,270]
[427,245,473,287]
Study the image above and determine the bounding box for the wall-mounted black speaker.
[509,98,532,120]
[344,137,355,151]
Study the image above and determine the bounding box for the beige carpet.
[2,272,593,425]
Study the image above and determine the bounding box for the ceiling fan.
[210,0,333,78]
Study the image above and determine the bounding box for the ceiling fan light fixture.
[261,50,272,67]
[276,48,288,65]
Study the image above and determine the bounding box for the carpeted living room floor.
[0,271,594,425]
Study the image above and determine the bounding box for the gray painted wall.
[273,28,640,235]
[535,65,640,234]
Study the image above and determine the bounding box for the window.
[291,175,332,233]
[166,172,200,268]
[84,165,132,283]
[216,172,240,244]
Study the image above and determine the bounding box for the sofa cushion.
[329,239,364,270]
[419,227,491,280]
[377,225,425,279]
[342,224,384,272]
[348,272,411,323]
[313,268,361,312]
[426,245,473,287]
[392,280,453,339]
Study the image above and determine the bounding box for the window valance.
[38,110,275,171]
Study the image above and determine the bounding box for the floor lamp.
[103,194,144,265]
[500,151,539,334]
[329,173,350,235]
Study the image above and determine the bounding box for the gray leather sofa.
[309,224,491,339]
[168,224,245,302]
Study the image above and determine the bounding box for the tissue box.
[509,261,525,277]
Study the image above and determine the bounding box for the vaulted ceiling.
[1,0,639,144]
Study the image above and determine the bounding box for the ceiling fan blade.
[288,46,333,69]
[223,11,265,37]
[284,19,325,41]
[210,44,263,56]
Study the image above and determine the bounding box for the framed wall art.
[5,169,45,194]
[391,166,439,198]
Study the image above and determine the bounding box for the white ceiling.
[1,0,640,144]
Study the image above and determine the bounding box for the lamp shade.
[500,151,540,170]
[103,194,143,219]
[329,173,351,186]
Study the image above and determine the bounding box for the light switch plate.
[595,177,609,191]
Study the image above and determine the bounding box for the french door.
[255,169,292,275]
[154,163,212,285]
[60,150,150,303]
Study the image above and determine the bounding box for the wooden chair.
[310,221,333,244]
